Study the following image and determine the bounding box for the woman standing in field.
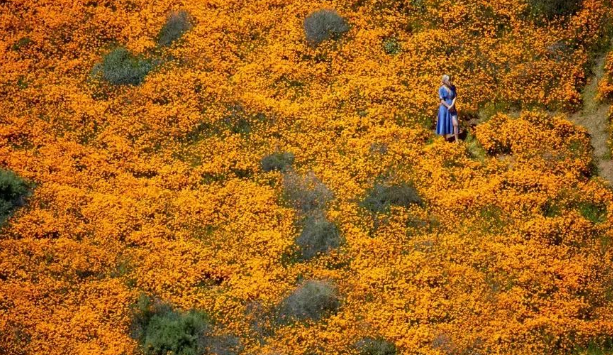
[436,75,459,143]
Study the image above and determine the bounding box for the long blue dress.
[436,85,456,136]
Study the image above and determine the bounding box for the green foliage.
[361,182,423,213]
[157,10,193,47]
[303,9,349,46]
[573,338,613,355]
[295,213,341,260]
[11,37,32,51]
[0,169,31,226]
[261,152,295,172]
[355,336,397,355]
[282,171,334,214]
[131,294,241,355]
[577,201,607,224]
[277,280,340,324]
[465,131,487,162]
[382,37,401,55]
[92,47,157,86]
[541,199,563,217]
[528,0,583,19]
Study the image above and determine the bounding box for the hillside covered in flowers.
[2,0,613,354]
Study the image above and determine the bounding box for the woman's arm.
[439,87,450,108]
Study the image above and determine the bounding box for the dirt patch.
[569,47,613,184]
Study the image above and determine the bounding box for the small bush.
[283,171,334,214]
[528,0,582,19]
[355,336,397,355]
[361,182,423,213]
[277,280,340,324]
[92,47,157,86]
[295,213,341,260]
[382,38,401,55]
[0,169,31,225]
[142,309,210,355]
[303,9,349,46]
[11,37,32,51]
[261,152,295,172]
[131,295,241,355]
[577,201,607,224]
[157,10,193,47]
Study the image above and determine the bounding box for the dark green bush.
[277,280,340,324]
[131,295,241,355]
[157,10,193,47]
[92,47,157,86]
[360,182,423,213]
[355,336,397,355]
[12,37,32,51]
[295,213,341,260]
[577,201,607,224]
[282,171,334,214]
[0,169,31,225]
[303,9,349,46]
[528,0,583,19]
[261,152,295,172]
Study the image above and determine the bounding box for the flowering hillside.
[2,0,613,354]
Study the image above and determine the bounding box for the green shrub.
[282,171,334,214]
[360,182,423,213]
[157,10,193,47]
[11,37,32,51]
[131,295,241,355]
[277,280,340,324]
[295,213,341,260]
[261,152,295,172]
[528,0,583,19]
[303,9,349,46]
[355,336,397,355]
[382,38,401,55]
[92,47,157,86]
[577,201,607,224]
[0,169,31,225]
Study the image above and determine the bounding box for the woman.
[436,75,459,143]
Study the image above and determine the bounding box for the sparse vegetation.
[295,212,341,260]
[282,171,334,214]
[157,10,193,47]
[303,9,349,46]
[277,280,340,324]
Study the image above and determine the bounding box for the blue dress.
[436,85,456,136]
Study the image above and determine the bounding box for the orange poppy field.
[3,0,613,354]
